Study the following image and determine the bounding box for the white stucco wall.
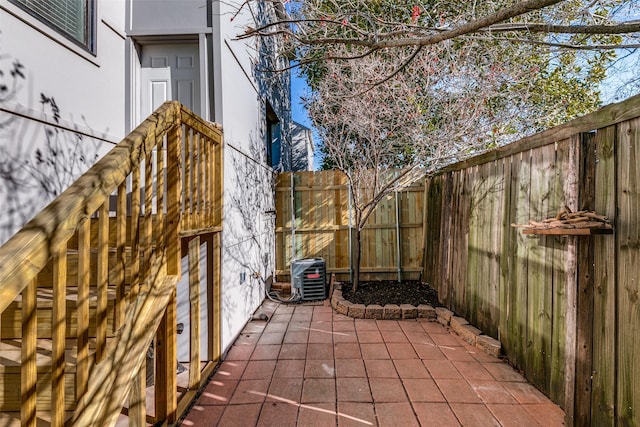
[0,0,126,243]
[1,0,289,357]
[212,1,291,351]
[129,0,208,33]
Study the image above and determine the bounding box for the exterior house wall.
[290,121,314,171]
[1,0,289,356]
[0,0,126,244]
[129,0,208,32]
[213,1,290,350]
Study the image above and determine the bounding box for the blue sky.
[291,70,311,127]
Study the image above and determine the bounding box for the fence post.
[347,178,353,284]
[290,172,296,263]
[573,131,597,426]
[395,180,402,282]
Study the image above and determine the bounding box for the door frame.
[126,35,211,132]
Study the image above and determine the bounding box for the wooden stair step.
[0,338,107,411]
[2,287,119,339]
[36,249,145,288]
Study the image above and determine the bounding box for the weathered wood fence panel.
[423,94,640,426]
[275,171,424,281]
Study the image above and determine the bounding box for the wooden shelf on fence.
[521,227,613,236]
[513,209,613,236]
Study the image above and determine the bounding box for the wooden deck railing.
[0,101,223,426]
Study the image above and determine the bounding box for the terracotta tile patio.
[181,300,564,426]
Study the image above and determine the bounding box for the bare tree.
[309,44,534,290]
[234,0,639,289]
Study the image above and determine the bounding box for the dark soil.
[341,280,441,307]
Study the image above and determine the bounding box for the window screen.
[11,0,94,51]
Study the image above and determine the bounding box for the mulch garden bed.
[341,280,441,307]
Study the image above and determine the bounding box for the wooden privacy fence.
[423,94,640,426]
[275,171,424,282]
[0,101,223,426]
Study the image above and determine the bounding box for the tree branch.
[487,21,640,35]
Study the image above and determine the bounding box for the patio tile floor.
[181,300,565,426]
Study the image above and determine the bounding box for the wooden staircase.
[0,102,223,426]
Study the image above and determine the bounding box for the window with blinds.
[11,0,95,52]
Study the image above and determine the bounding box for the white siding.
[0,0,126,243]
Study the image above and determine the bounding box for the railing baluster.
[143,153,153,285]
[51,245,67,427]
[116,182,127,328]
[214,137,224,227]
[157,138,166,273]
[167,121,182,276]
[20,277,37,427]
[97,203,109,363]
[184,128,192,231]
[76,219,90,401]
[131,167,141,296]
[188,236,201,390]
[206,137,213,226]
[198,132,205,228]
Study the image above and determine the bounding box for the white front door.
[140,43,200,119]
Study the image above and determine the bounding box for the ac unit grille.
[291,258,326,301]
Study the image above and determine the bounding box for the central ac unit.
[291,258,326,301]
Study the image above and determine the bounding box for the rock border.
[330,282,502,358]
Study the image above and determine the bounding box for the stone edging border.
[330,283,502,358]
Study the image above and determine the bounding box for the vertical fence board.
[487,160,503,337]
[526,144,555,394]
[499,156,513,346]
[563,136,580,425]
[616,118,640,427]
[466,166,479,324]
[479,163,492,330]
[591,125,616,426]
[575,132,597,425]
[422,179,436,284]
[505,151,531,369]
[549,139,570,406]
[440,174,453,305]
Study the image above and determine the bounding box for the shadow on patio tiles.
[181,300,565,427]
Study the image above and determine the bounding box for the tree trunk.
[352,228,362,293]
